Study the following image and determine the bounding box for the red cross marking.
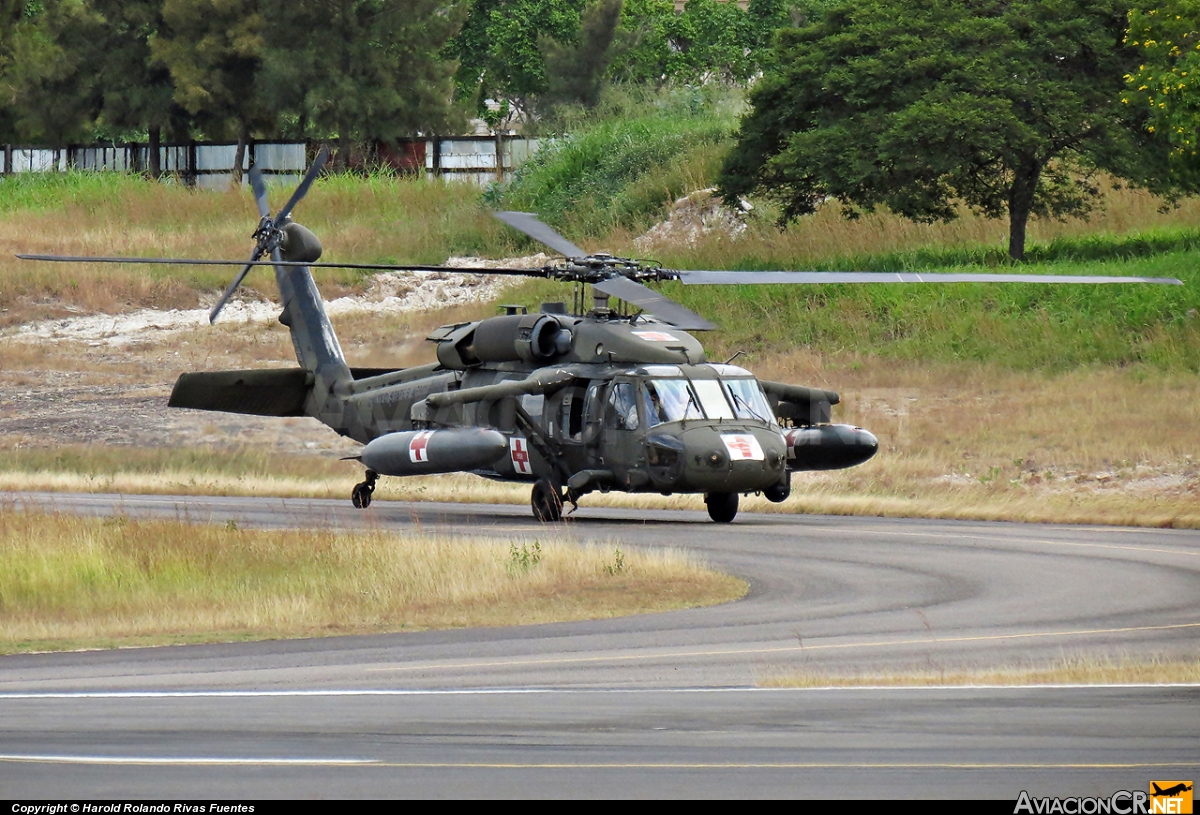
[510,437,532,474]
[728,436,754,458]
[409,430,433,463]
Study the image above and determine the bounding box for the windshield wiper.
[731,391,768,423]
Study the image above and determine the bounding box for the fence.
[0,137,540,188]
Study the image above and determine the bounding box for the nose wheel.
[352,470,377,509]
[763,472,791,503]
[705,491,738,523]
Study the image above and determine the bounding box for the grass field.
[0,508,746,653]
[761,655,1200,687]
[1,105,1197,531]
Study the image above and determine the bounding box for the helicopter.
[19,146,1184,522]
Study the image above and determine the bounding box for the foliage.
[540,0,623,112]
[1124,2,1200,188]
[258,0,467,157]
[507,540,543,575]
[0,0,105,143]
[449,0,802,122]
[447,0,586,119]
[149,0,267,143]
[604,547,625,575]
[495,85,740,233]
[719,0,1182,261]
[89,0,183,143]
[611,0,799,85]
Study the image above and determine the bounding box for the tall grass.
[3,105,1198,371]
[494,86,741,236]
[0,170,522,318]
[0,509,746,652]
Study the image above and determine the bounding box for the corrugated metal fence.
[0,137,540,187]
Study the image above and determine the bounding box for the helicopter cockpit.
[605,364,778,431]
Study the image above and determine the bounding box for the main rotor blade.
[494,211,587,259]
[249,165,271,218]
[675,270,1184,285]
[209,248,262,323]
[276,144,330,222]
[593,276,716,331]
[16,254,547,276]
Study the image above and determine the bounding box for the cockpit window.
[723,378,776,424]
[642,379,703,426]
[606,381,639,430]
[691,379,735,420]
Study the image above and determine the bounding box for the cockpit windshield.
[642,379,703,426]
[691,379,735,420]
[722,378,776,424]
[640,376,776,426]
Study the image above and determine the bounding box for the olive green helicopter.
[19,147,1182,522]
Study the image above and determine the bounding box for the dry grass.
[0,172,520,325]
[0,509,746,653]
[622,178,1200,270]
[2,353,1194,528]
[761,655,1200,687]
[2,174,1197,528]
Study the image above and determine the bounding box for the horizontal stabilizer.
[169,368,310,417]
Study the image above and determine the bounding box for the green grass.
[490,232,1200,372]
[671,244,1200,372]
[3,94,1198,373]
[0,444,339,479]
[493,86,741,236]
[0,509,746,652]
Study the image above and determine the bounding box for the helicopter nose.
[679,426,787,493]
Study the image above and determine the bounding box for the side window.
[605,381,640,430]
[557,387,587,442]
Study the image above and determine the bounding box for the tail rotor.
[209,145,332,324]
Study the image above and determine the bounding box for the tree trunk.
[1007,158,1041,261]
[148,127,161,180]
[232,123,249,187]
[337,126,349,173]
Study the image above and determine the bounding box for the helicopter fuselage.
[326,310,877,500]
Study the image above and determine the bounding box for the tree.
[0,0,105,146]
[720,0,1179,261]
[671,0,755,82]
[150,0,268,181]
[541,0,624,111]
[447,0,586,120]
[91,0,187,176]
[610,0,796,86]
[258,0,467,164]
[1124,2,1200,188]
[0,0,28,140]
[606,0,676,84]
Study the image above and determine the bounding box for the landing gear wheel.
[705,491,739,523]
[531,478,564,522]
[764,472,791,504]
[352,470,378,509]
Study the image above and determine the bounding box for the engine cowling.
[472,313,571,363]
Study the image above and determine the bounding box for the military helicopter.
[19,147,1183,522]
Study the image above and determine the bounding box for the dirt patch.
[4,256,549,348]
[634,189,750,252]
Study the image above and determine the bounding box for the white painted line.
[1,683,1198,700]
[0,754,374,765]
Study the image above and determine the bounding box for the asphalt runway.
[2,493,1198,797]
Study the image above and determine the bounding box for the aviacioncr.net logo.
[1016,786,1194,815]
[1015,790,1149,815]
